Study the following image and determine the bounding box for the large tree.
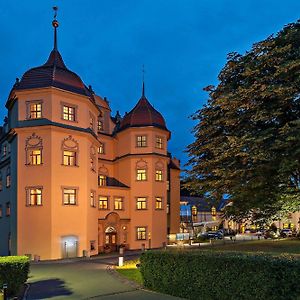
[186,21,300,222]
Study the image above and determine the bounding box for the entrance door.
[61,236,78,258]
[104,227,117,252]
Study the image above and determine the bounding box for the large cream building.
[0,15,180,260]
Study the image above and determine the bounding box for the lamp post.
[148,232,151,249]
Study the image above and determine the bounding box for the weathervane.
[53,6,58,20]
[142,64,145,97]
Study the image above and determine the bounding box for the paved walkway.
[24,253,182,299]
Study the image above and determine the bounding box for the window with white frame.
[25,133,43,165]
[136,135,147,147]
[155,136,163,149]
[136,169,147,181]
[98,143,104,154]
[62,103,77,121]
[27,101,43,119]
[90,190,96,207]
[155,197,163,209]
[114,197,123,210]
[63,188,77,205]
[136,197,147,210]
[136,227,147,240]
[99,196,108,210]
[26,187,43,206]
[62,136,79,167]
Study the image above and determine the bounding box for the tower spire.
[142,64,145,97]
[52,6,59,51]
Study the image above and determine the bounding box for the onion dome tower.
[118,82,168,132]
[13,8,92,98]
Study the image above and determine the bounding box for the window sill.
[61,164,79,168]
[25,163,44,166]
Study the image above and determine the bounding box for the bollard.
[3,284,8,300]
[118,256,124,267]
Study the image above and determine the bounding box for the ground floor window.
[136,227,147,240]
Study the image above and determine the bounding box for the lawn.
[116,259,143,285]
[206,239,300,255]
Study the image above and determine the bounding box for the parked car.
[280,229,293,238]
[264,230,279,239]
[200,231,223,240]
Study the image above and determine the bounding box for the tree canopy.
[186,21,300,222]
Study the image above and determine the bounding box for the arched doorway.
[105,226,117,252]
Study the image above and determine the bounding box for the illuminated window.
[211,206,216,221]
[62,104,76,121]
[98,175,107,186]
[99,196,108,210]
[97,119,103,132]
[89,113,95,131]
[114,197,123,210]
[3,144,7,157]
[28,149,42,165]
[6,202,10,216]
[63,150,77,166]
[90,146,96,171]
[27,101,42,119]
[137,169,147,181]
[27,188,43,206]
[155,170,163,181]
[6,167,11,188]
[155,197,163,209]
[0,172,2,191]
[63,188,77,205]
[98,143,104,154]
[136,197,147,210]
[136,135,147,147]
[90,190,96,207]
[136,227,147,240]
[155,136,163,149]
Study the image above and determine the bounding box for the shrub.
[0,256,30,296]
[140,250,300,300]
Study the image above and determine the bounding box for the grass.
[116,259,143,285]
[202,239,300,255]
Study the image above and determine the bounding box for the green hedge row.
[0,256,30,295]
[140,251,300,300]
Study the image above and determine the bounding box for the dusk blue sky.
[1,0,300,168]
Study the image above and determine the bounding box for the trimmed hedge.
[140,250,300,300]
[0,256,30,295]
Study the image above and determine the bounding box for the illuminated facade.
[0,16,180,259]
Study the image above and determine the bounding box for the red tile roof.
[118,95,167,132]
[15,49,92,97]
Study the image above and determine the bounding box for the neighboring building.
[0,15,180,259]
[180,193,300,234]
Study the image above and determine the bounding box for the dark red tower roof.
[14,17,92,97]
[118,83,168,132]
